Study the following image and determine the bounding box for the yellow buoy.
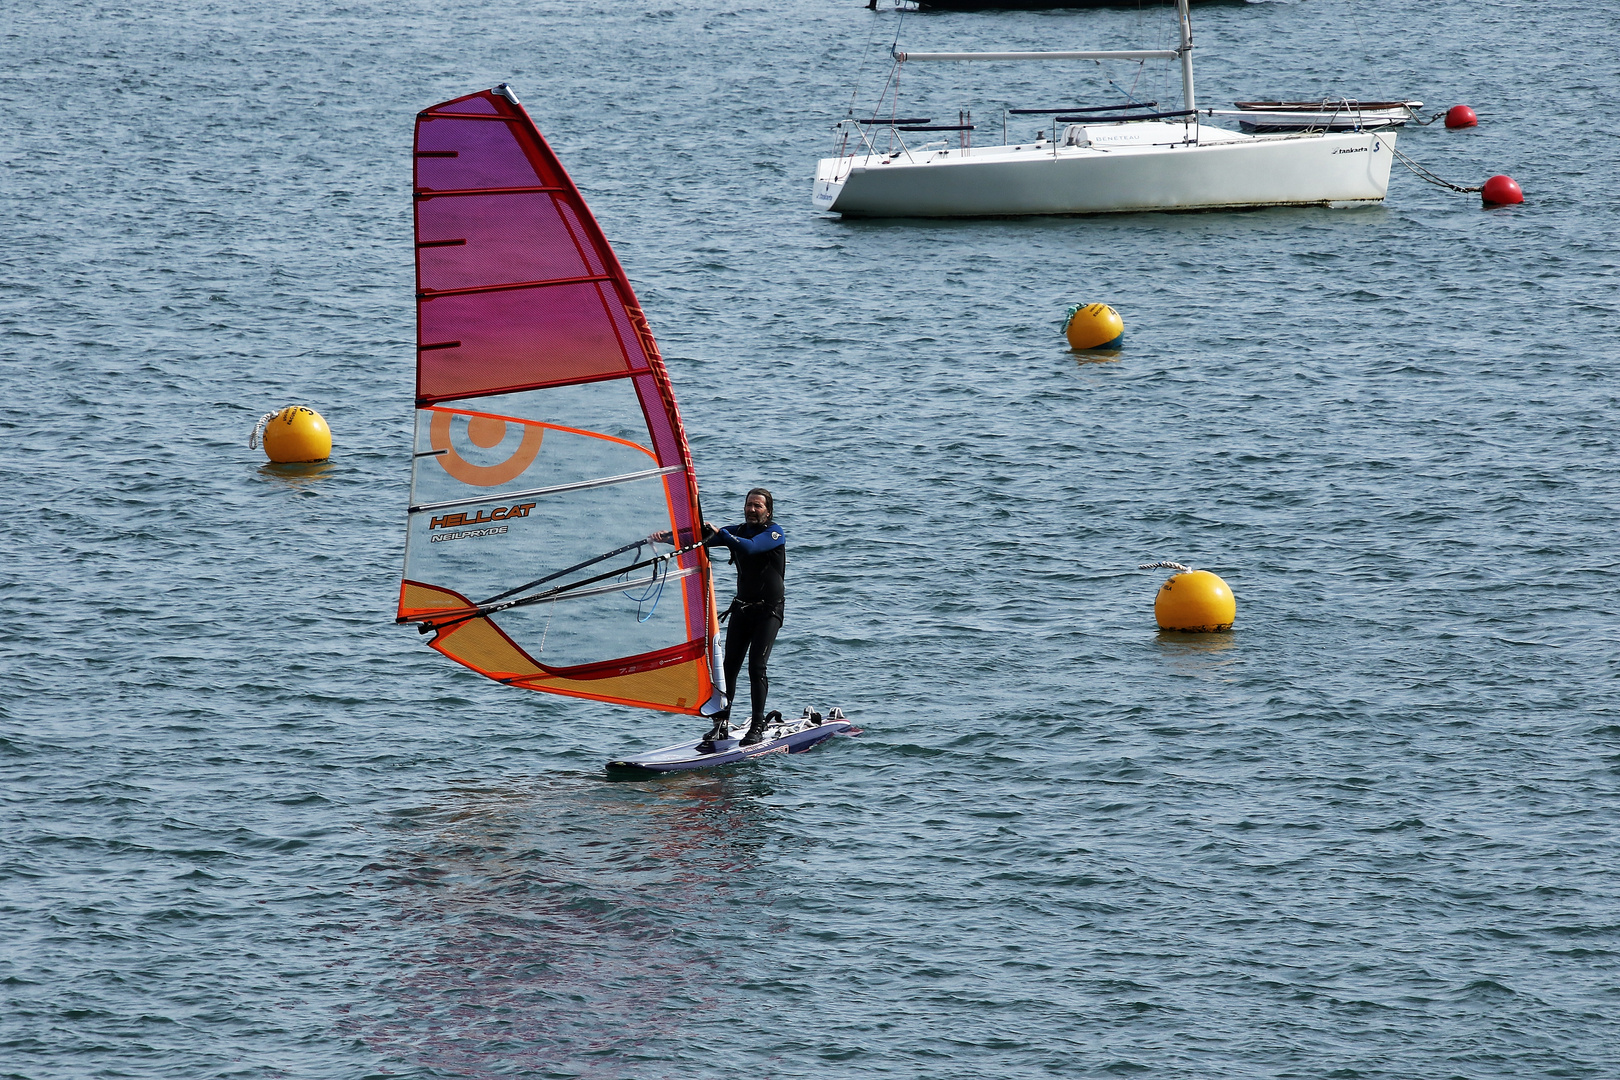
[1063,303,1124,350]
[252,406,332,463]
[1146,563,1235,632]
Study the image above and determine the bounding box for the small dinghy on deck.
[1211,99,1424,133]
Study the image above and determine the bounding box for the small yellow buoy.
[252,406,332,463]
[1063,303,1124,350]
[1142,561,1235,632]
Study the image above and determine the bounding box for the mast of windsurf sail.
[893,0,1198,117]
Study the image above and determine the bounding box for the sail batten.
[408,464,683,514]
[419,273,615,300]
[399,87,720,717]
[415,185,569,197]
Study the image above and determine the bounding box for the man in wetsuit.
[701,487,786,747]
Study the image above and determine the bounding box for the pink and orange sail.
[397,85,722,716]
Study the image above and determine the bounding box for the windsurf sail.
[397,84,723,716]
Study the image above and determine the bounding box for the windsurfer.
[699,488,786,748]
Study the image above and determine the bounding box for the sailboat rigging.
[814,0,1398,217]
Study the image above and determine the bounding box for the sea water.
[3,0,1619,1076]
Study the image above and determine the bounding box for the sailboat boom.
[895,49,1178,63]
[410,541,709,631]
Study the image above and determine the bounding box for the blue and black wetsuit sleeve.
[708,524,786,555]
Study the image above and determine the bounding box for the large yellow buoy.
[1142,561,1236,632]
[252,406,332,463]
[1063,303,1124,350]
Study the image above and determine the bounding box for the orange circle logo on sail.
[429,411,544,487]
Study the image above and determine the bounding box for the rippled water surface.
[5,1,1619,1076]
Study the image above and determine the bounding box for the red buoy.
[1481,174,1524,206]
[1445,104,1478,129]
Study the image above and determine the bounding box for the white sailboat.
[812,0,1397,218]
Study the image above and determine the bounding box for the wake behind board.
[607,708,860,773]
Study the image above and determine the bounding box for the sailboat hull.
[814,127,1397,218]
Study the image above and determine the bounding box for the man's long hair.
[747,487,774,525]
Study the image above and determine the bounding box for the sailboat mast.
[1176,0,1196,114]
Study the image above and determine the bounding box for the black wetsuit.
[705,521,786,723]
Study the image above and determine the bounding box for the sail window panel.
[418,282,631,401]
[415,116,552,191]
[417,193,592,293]
[406,470,673,604]
[411,388,664,511]
[500,382,661,452]
[491,577,693,671]
[405,485,669,611]
[403,471,689,667]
